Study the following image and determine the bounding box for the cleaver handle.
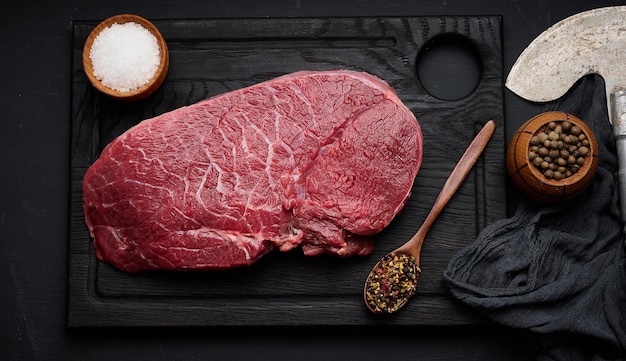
[611,90,626,237]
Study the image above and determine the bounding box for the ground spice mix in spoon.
[364,252,420,314]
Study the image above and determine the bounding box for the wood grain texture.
[68,16,506,327]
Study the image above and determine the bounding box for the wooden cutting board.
[68,16,506,327]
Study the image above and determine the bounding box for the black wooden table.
[2,0,620,360]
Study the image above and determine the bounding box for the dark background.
[1,1,623,360]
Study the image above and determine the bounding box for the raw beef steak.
[83,70,423,272]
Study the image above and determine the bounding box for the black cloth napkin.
[444,74,626,361]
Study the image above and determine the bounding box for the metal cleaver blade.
[506,6,626,123]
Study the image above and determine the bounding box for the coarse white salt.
[89,22,160,93]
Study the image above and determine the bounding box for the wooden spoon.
[363,119,496,315]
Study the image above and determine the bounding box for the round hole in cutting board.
[416,33,483,101]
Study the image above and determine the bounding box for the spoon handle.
[413,120,496,242]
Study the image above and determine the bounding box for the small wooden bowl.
[506,111,599,203]
[82,14,169,101]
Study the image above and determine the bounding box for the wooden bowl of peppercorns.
[506,111,599,203]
